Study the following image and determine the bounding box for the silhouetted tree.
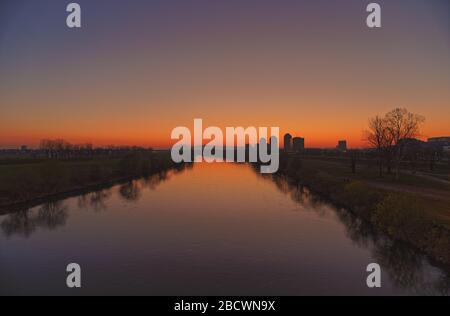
[385,108,425,179]
[366,116,392,176]
[366,109,424,179]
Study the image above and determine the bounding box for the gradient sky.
[1,0,449,149]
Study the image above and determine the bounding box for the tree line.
[39,139,152,159]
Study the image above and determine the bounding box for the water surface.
[0,163,448,295]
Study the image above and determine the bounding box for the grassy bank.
[0,151,183,209]
[272,153,450,264]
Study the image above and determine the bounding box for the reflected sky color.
[1,163,448,295]
[0,0,449,148]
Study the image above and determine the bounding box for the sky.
[1,0,449,149]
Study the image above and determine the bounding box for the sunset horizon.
[2,1,449,150]
[1,0,450,300]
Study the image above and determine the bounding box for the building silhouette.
[292,137,305,152]
[284,133,292,152]
[337,140,347,152]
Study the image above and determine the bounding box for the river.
[0,163,448,295]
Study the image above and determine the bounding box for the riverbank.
[266,153,450,264]
[0,151,184,211]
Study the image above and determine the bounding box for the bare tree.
[385,108,425,179]
[366,116,388,177]
[40,139,69,159]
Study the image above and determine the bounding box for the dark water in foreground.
[0,163,449,295]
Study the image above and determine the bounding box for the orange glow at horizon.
[1,1,449,149]
[2,112,449,149]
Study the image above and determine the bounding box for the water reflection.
[77,189,112,212]
[1,163,449,295]
[1,168,188,237]
[1,208,36,238]
[1,201,68,238]
[119,181,142,202]
[117,169,188,203]
[254,169,450,295]
[35,200,68,230]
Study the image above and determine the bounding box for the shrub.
[340,181,382,219]
[372,193,428,241]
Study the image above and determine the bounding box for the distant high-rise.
[337,140,347,152]
[284,133,292,152]
[292,137,305,152]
